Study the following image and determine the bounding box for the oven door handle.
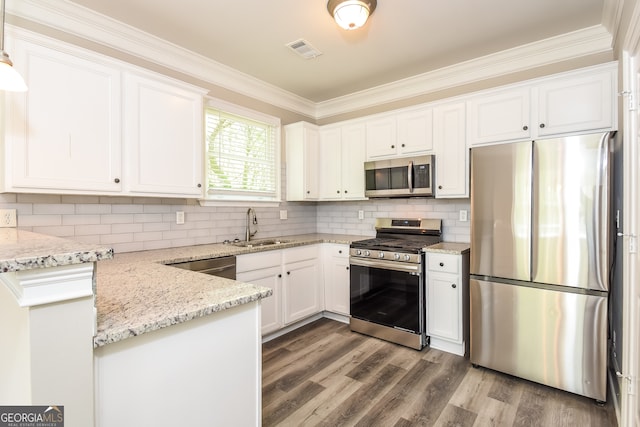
[349,257,421,275]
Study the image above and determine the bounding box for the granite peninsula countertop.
[94,233,366,347]
[0,228,113,273]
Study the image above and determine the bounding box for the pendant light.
[0,0,27,92]
[327,0,377,31]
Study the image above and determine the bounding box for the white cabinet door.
[397,107,434,154]
[366,116,397,158]
[433,101,468,198]
[237,266,282,335]
[285,122,320,200]
[124,72,205,197]
[323,244,350,315]
[6,36,122,193]
[283,258,322,325]
[340,123,366,199]
[318,126,342,200]
[466,87,531,146]
[536,67,615,137]
[427,272,461,342]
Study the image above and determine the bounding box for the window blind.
[205,107,278,199]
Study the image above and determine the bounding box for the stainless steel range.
[349,218,442,350]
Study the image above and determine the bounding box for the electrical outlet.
[280,210,288,220]
[459,210,468,222]
[176,211,185,225]
[358,210,364,220]
[0,209,17,227]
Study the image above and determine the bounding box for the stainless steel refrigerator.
[470,131,613,402]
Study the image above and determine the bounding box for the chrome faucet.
[245,208,258,241]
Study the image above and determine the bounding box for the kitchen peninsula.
[0,229,362,426]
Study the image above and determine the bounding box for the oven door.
[349,257,424,334]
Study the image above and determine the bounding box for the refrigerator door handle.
[593,132,611,292]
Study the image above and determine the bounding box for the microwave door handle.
[408,161,414,193]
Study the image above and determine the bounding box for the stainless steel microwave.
[364,155,435,198]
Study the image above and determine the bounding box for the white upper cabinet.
[365,108,434,160]
[433,101,468,198]
[535,66,615,136]
[5,34,122,194]
[3,30,207,198]
[319,123,366,200]
[123,71,205,197]
[466,87,531,145]
[365,116,397,158]
[285,122,320,201]
[467,63,617,146]
[396,107,434,155]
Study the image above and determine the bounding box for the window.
[204,100,281,202]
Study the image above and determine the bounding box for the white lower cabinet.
[237,245,322,336]
[426,251,470,356]
[323,244,350,316]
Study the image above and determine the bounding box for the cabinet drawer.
[283,245,319,264]
[427,253,459,274]
[236,250,282,273]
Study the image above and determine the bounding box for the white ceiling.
[61,0,608,104]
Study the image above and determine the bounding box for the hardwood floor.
[262,318,617,427]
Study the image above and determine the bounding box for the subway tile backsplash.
[0,192,470,254]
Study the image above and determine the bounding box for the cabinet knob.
[197,183,202,188]
[451,284,457,289]
[391,145,395,149]
[338,250,342,254]
[346,266,349,270]
[523,125,528,131]
[114,178,120,183]
[539,123,545,128]
[287,271,291,275]
[438,185,443,190]
[439,262,444,267]
[307,190,310,194]
[401,143,405,147]
[344,190,348,194]
[278,274,282,278]
[337,190,340,194]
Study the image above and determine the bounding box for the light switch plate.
[176,211,185,225]
[459,210,468,222]
[0,209,17,227]
[358,210,364,220]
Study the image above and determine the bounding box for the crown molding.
[8,0,614,121]
[315,25,613,118]
[8,0,317,119]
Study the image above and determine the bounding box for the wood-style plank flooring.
[262,318,617,427]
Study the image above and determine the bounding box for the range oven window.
[350,263,422,333]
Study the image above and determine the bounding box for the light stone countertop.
[94,234,367,347]
[0,228,113,273]
[423,242,470,255]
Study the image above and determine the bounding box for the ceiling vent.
[286,39,322,59]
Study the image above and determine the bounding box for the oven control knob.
[394,253,401,260]
[364,250,370,257]
[356,249,362,256]
[378,252,385,259]
[403,254,411,261]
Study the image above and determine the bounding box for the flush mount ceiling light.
[0,0,27,92]
[327,0,377,31]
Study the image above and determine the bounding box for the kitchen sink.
[232,239,290,248]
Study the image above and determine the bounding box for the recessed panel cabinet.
[5,35,123,193]
[3,30,206,197]
[285,122,320,201]
[365,107,434,160]
[323,244,350,316]
[467,63,617,146]
[318,123,366,200]
[124,72,205,197]
[433,102,468,198]
[426,251,470,357]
